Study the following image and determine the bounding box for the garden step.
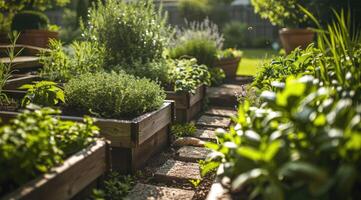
[127,183,195,200]
[226,76,254,85]
[205,107,237,118]
[194,129,217,142]
[154,160,201,183]
[207,84,244,107]
[196,115,231,129]
[176,146,211,162]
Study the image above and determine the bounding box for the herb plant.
[209,67,226,86]
[0,106,98,196]
[64,72,166,118]
[167,58,210,93]
[171,122,197,138]
[20,81,65,107]
[217,48,243,60]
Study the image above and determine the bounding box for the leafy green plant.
[171,122,197,138]
[0,106,98,196]
[91,172,134,200]
[189,179,201,188]
[217,48,243,60]
[169,38,217,68]
[84,0,170,67]
[209,67,226,86]
[40,39,105,82]
[64,72,166,118]
[167,58,210,93]
[0,0,69,12]
[178,0,211,22]
[20,81,65,107]
[222,21,248,48]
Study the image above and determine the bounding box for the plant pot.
[0,99,174,173]
[216,57,241,79]
[17,29,58,48]
[279,28,315,54]
[166,84,206,123]
[1,139,110,200]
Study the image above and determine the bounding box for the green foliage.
[85,0,169,67]
[11,10,49,31]
[91,172,134,200]
[59,9,82,44]
[169,38,217,68]
[40,39,105,82]
[171,122,197,138]
[0,0,69,12]
[253,45,319,91]
[20,81,65,107]
[250,0,309,27]
[0,106,98,195]
[209,67,225,86]
[64,72,166,118]
[178,0,211,22]
[217,48,243,60]
[222,21,247,48]
[167,59,210,93]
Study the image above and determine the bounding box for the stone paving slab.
[194,129,217,142]
[207,84,243,107]
[176,146,211,162]
[205,107,237,118]
[127,183,195,200]
[154,160,201,182]
[196,115,231,129]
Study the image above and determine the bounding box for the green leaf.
[263,140,282,162]
[237,146,262,161]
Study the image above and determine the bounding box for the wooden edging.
[1,139,110,200]
[5,75,40,90]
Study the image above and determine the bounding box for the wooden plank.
[166,84,205,109]
[2,140,110,200]
[189,84,206,107]
[0,56,41,69]
[137,102,172,145]
[5,75,40,90]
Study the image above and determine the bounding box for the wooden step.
[154,160,201,183]
[207,84,244,107]
[176,146,211,162]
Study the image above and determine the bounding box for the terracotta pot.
[279,28,315,54]
[17,29,58,48]
[216,57,241,78]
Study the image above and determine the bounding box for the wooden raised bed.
[1,139,110,200]
[0,98,175,173]
[5,74,39,90]
[216,57,241,79]
[166,84,206,123]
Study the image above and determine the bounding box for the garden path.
[126,76,252,200]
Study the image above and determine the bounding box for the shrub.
[64,72,166,118]
[11,10,49,31]
[216,48,243,60]
[85,0,170,67]
[209,67,225,86]
[20,81,65,107]
[171,122,197,138]
[222,21,248,48]
[178,0,211,22]
[167,58,210,93]
[169,38,217,68]
[40,39,105,82]
[0,106,98,195]
[92,172,134,200]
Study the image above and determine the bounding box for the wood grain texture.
[5,75,40,90]
[2,140,110,200]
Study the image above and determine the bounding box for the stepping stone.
[154,160,201,183]
[196,115,231,129]
[127,183,195,200]
[207,84,244,107]
[176,146,211,162]
[194,129,217,142]
[205,107,237,117]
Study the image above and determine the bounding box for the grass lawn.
[237,49,278,76]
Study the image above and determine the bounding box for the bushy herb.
[64,72,166,118]
[171,122,197,138]
[40,39,105,82]
[20,81,65,107]
[167,58,210,93]
[209,67,226,86]
[85,0,170,67]
[217,48,243,60]
[91,172,134,200]
[169,38,217,68]
[0,106,98,195]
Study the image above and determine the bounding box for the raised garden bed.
[0,94,175,173]
[1,139,110,200]
[216,57,241,79]
[5,74,40,90]
[166,84,206,123]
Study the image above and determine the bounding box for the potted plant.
[251,0,314,54]
[0,106,110,199]
[216,48,242,78]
